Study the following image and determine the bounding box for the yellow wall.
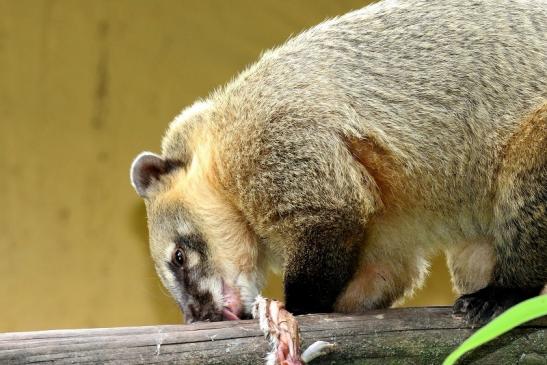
[0,0,455,333]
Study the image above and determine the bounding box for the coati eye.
[173,248,184,267]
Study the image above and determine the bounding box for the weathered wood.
[0,307,545,364]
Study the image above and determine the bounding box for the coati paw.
[453,286,542,326]
[252,296,335,365]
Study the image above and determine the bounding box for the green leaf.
[443,295,547,365]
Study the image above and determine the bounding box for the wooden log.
[0,307,545,364]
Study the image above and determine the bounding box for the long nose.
[181,301,224,323]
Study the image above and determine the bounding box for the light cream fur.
[446,239,496,295]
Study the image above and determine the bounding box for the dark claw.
[453,286,542,326]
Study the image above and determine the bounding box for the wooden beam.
[1,307,545,364]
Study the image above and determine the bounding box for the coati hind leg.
[278,133,406,314]
[446,238,496,296]
[333,134,432,312]
[453,103,547,324]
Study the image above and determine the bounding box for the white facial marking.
[185,251,200,269]
[198,276,223,307]
[162,241,176,264]
[157,263,182,304]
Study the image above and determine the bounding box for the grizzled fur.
[132,0,546,324]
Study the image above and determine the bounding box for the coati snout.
[131,152,259,322]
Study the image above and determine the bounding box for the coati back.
[131,0,547,324]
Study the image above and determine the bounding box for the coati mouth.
[221,279,243,321]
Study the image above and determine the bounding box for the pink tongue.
[222,308,240,321]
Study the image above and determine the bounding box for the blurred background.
[0,0,455,333]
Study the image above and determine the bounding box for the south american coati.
[130,0,547,331]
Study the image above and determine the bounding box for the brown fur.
[131,0,546,323]
[344,136,404,209]
[491,102,547,287]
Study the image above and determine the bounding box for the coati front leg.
[282,212,365,315]
[255,214,364,365]
[236,129,376,364]
[234,128,380,315]
[453,103,547,325]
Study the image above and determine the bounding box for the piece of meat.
[252,296,335,365]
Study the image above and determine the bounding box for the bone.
[301,341,336,363]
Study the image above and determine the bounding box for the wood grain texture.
[1,307,545,364]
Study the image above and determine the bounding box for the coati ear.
[130,152,174,198]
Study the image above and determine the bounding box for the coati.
[130,0,547,326]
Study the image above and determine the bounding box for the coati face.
[130,150,262,323]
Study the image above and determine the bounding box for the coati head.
[130,102,264,323]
